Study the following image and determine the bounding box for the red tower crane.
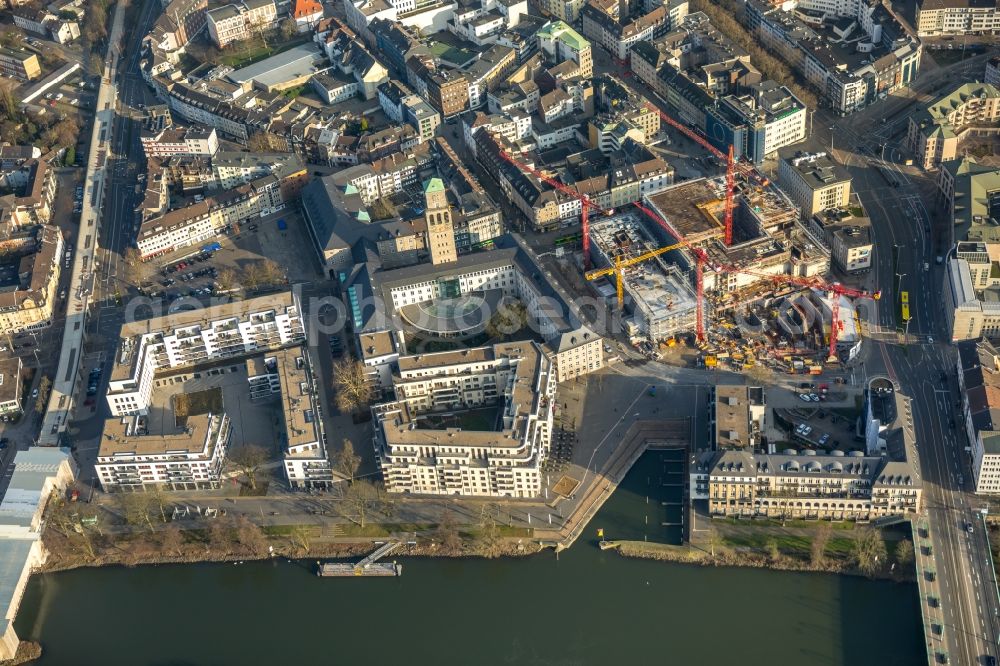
[632,200,880,353]
[643,103,770,247]
[497,148,609,269]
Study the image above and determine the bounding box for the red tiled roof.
[293,0,323,19]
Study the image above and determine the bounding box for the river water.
[15,453,923,665]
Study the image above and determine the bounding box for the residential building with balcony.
[140,126,219,159]
[373,341,557,497]
[906,83,1000,170]
[95,412,232,491]
[247,346,334,489]
[105,292,306,416]
[691,448,921,520]
[914,0,1000,37]
[744,0,921,115]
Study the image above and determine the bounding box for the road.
[827,96,1000,665]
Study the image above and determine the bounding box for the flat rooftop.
[99,412,221,457]
[590,215,697,320]
[644,178,727,245]
[227,43,326,89]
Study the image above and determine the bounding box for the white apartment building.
[247,346,334,489]
[211,151,305,191]
[140,127,219,159]
[915,0,1000,37]
[373,341,556,498]
[106,292,306,416]
[95,412,232,491]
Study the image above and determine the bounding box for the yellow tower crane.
[584,241,686,308]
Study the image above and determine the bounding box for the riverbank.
[38,520,543,574]
[615,538,916,582]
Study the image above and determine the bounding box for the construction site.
[588,214,698,341]
[497,100,878,376]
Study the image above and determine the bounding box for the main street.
[825,98,1000,664]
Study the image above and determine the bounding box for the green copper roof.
[423,178,445,194]
[536,20,588,52]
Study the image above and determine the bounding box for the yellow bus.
[900,291,911,323]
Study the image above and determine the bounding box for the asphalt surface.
[820,65,1000,663]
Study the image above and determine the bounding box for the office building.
[777,151,852,217]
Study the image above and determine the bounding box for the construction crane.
[497,148,612,268]
[632,200,712,341]
[817,283,880,363]
[584,240,686,307]
[630,200,881,354]
[643,102,770,247]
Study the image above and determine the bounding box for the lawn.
[427,37,477,67]
[173,387,223,427]
[220,34,312,69]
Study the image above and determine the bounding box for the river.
[15,452,923,665]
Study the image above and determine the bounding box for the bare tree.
[148,484,170,523]
[0,87,17,122]
[335,438,361,484]
[118,492,155,533]
[241,262,263,291]
[89,53,105,77]
[336,479,383,528]
[258,259,285,287]
[159,522,184,556]
[475,506,502,557]
[811,522,832,567]
[852,527,887,578]
[34,376,52,413]
[331,357,374,415]
[216,267,238,292]
[235,515,267,555]
[766,537,780,562]
[894,539,914,568]
[208,516,233,553]
[706,528,721,558]
[228,445,269,491]
[485,301,527,341]
[279,17,297,41]
[436,510,463,555]
[290,525,312,554]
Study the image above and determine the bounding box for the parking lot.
[145,209,323,306]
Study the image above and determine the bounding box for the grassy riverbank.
[39,516,541,574]
[616,527,916,582]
